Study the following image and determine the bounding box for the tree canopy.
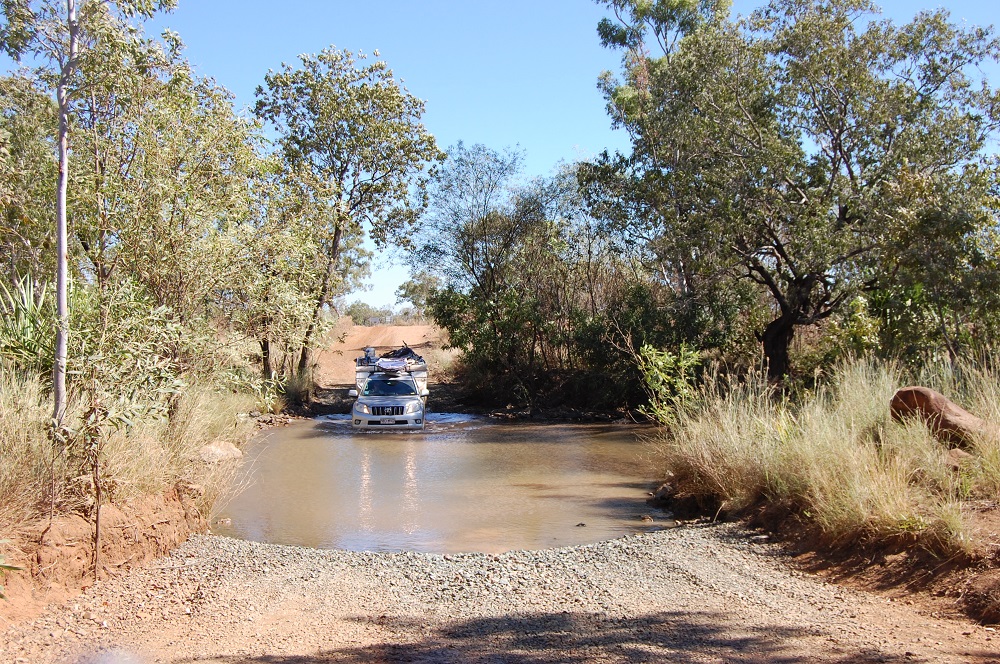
[589,0,1000,379]
[254,46,443,372]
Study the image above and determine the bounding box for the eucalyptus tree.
[395,270,441,319]
[0,73,56,282]
[230,164,371,380]
[111,70,260,323]
[594,0,1000,379]
[227,193,318,380]
[67,28,186,294]
[411,142,527,296]
[254,46,443,374]
[0,0,176,422]
[414,144,614,401]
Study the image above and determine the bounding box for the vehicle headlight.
[356,403,370,414]
[405,401,421,414]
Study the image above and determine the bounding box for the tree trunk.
[53,0,79,426]
[296,327,315,375]
[761,313,796,382]
[260,338,272,380]
[297,225,343,375]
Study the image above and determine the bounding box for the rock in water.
[647,482,676,505]
[889,386,994,449]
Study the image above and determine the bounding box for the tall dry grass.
[0,365,70,531]
[0,364,258,532]
[655,359,1000,556]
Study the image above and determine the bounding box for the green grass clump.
[654,359,1000,557]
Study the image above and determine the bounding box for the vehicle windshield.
[362,377,417,397]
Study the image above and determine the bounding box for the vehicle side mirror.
[348,389,358,397]
[421,389,429,397]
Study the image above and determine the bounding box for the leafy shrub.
[0,548,20,600]
[637,343,702,424]
[0,275,55,372]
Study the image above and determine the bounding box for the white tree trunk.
[53,0,78,425]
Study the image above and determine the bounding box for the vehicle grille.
[371,405,405,416]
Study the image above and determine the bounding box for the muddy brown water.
[213,414,670,554]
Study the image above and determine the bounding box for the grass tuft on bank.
[0,363,257,534]
[647,357,1000,557]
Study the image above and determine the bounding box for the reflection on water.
[213,414,664,554]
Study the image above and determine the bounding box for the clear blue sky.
[67,1,1000,306]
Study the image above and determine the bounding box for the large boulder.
[199,440,243,463]
[889,386,994,448]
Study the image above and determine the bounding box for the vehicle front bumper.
[351,412,425,430]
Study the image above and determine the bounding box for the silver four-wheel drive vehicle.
[349,345,429,430]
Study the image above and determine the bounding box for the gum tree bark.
[52,0,77,424]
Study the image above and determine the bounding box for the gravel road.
[2,523,997,663]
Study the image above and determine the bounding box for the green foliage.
[592,0,1000,379]
[254,47,443,247]
[429,285,546,402]
[395,270,441,318]
[344,301,392,326]
[0,544,20,600]
[637,343,702,424]
[414,142,765,410]
[0,274,54,371]
[869,168,1000,363]
[596,0,730,50]
[0,74,57,282]
[217,368,283,413]
[790,296,881,382]
[70,279,184,410]
[417,146,618,406]
[254,46,443,370]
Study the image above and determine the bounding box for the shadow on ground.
[173,608,996,663]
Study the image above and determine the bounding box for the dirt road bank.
[314,323,449,388]
[3,524,997,663]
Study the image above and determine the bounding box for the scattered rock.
[945,448,974,472]
[647,482,676,505]
[199,441,243,463]
[889,386,995,449]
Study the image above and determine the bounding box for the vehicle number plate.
[380,418,397,425]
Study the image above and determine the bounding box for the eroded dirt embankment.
[1,324,442,626]
[1,482,205,627]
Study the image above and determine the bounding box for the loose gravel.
[2,523,997,663]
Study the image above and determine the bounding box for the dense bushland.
[0,1,439,561]
[409,0,1000,415]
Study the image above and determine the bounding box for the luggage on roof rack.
[354,344,428,394]
[380,344,425,364]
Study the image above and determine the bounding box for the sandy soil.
[313,322,446,387]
